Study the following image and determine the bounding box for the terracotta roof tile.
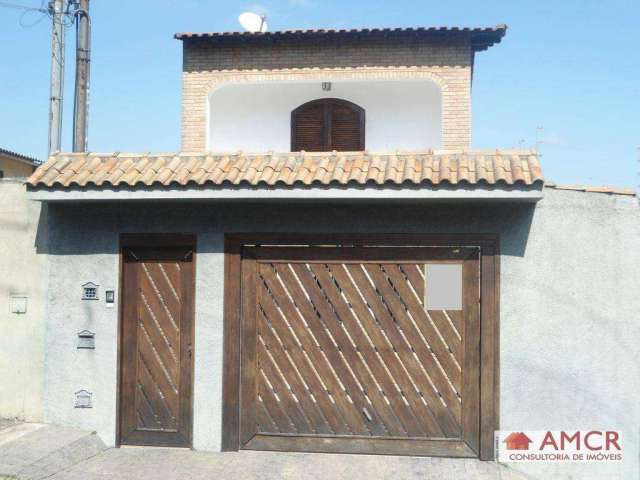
[27,151,545,190]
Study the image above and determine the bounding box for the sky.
[0,0,638,187]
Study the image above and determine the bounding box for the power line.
[0,0,47,13]
[2,0,77,30]
[18,0,49,27]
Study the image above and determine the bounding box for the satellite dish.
[238,12,268,33]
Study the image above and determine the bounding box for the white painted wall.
[0,180,47,421]
[208,80,441,152]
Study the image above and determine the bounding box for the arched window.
[291,98,365,152]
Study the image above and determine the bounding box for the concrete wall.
[182,39,472,152]
[208,80,441,152]
[39,188,639,479]
[0,180,47,421]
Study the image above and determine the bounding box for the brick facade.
[180,38,473,152]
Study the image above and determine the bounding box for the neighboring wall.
[500,189,639,480]
[0,180,46,421]
[182,37,472,152]
[40,188,639,480]
[0,155,35,178]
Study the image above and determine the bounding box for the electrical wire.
[18,0,48,27]
[0,0,47,13]
[19,9,47,26]
[1,0,77,28]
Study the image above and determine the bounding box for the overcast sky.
[0,0,638,186]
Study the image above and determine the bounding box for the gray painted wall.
[0,180,47,421]
[39,188,639,480]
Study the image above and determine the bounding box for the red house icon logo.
[503,432,533,450]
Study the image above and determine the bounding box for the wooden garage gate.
[223,235,499,459]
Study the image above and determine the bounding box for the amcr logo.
[540,431,621,451]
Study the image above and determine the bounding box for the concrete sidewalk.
[1,421,530,480]
[49,446,529,480]
[0,421,106,480]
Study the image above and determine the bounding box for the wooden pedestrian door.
[119,241,195,448]
[237,246,481,457]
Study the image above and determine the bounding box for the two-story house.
[24,25,638,476]
[25,24,540,461]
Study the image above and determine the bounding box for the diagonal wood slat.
[291,263,388,436]
[259,266,355,435]
[139,299,179,383]
[136,383,160,429]
[120,242,194,448]
[145,263,182,316]
[139,270,179,335]
[258,372,297,434]
[446,310,463,338]
[137,321,178,395]
[133,259,184,432]
[244,252,478,444]
[382,265,462,391]
[310,263,409,437]
[234,244,486,458]
[258,308,334,434]
[327,264,441,437]
[137,352,176,430]
[257,340,314,433]
[310,264,406,436]
[347,264,460,436]
[256,398,279,433]
[265,264,373,435]
[365,264,462,418]
[428,310,462,363]
[139,263,180,335]
[400,264,425,300]
[401,263,462,357]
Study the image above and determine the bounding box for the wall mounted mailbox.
[74,390,93,408]
[10,295,27,314]
[105,289,115,307]
[81,282,99,300]
[77,330,95,349]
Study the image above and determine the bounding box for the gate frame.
[222,233,499,460]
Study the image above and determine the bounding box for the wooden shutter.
[291,99,365,152]
[291,101,325,152]
[329,101,364,151]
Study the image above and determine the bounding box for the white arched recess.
[207,70,443,153]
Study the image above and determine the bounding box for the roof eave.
[174,25,507,51]
[27,183,544,203]
[0,147,41,166]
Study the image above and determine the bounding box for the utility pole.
[48,0,65,155]
[72,0,90,152]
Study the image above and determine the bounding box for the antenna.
[238,12,268,33]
